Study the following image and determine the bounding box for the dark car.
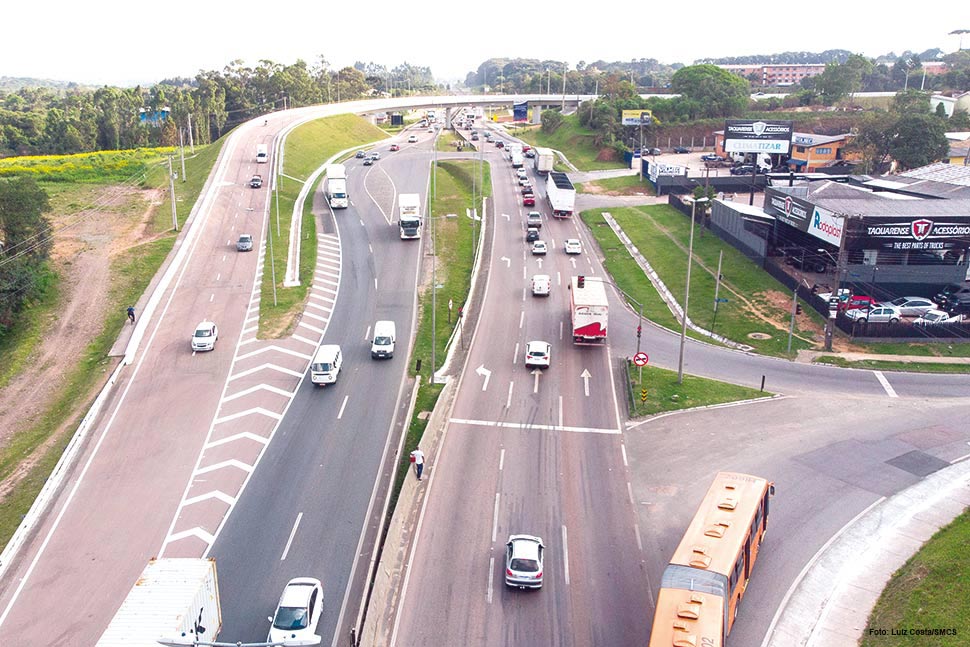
[526,227,540,242]
[495,141,505,148]
[522,185,534,196]
[934,283,970,308]
[647,147,662,156]
[471,133,479,141]
[783,248,831,273]
[355,150,366,159]
[730,164,758,175]
[673,146,690,154]
[701,153,724,162]
[524,149,536,158]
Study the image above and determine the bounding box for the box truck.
[327,164,348,209]
[256,144,268,163]
[547,172,576,218]
[569,276,608,344]
[97,558,221,647]
[398,193,422,239]
[534,148,555,175]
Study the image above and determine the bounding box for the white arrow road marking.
[501,256,511,267]
[502,213,510,220]
[533,369,542,393]
[477,364,492,391]
[571,258,577,269]
[581,369,591,397]
[537,258,543,268]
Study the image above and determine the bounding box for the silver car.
[505,534,544,589]
[236,234,253,251]
[884,296,935,317]
[844,305,902,324]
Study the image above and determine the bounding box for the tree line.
[0,58,436,157]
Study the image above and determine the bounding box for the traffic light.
[796,303,803,315]
[577,276,585,288]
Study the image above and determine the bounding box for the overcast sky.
[4,1,963,86]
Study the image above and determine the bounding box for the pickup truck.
[249,174,263,188]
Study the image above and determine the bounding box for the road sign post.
[633,352,649,393]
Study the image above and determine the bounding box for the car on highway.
[389,143,400,151]
[524,149,536,158]
[368,152,380,160]
[523,195,535,207]
[427,127,434,133]
[505,534,544,588]
[355,150,366,159]
[524,341,551,368]
[522,185,534,196]
[267,577,323,644]
[914,309,964,325]
[363,157,374,166]
[516,168,528,179]
[531,240,547,255]
[526,227,540,242]
[844,304,902,324]
[407,134,418,143]
[527,211,542,228]
[673,146,690,154]
[564,238,582,254]
[495,141,505,148]
[249,174,263,188]
[236,234,253,252]
[531,274,550,296]
[883,296,936,317]
[519,177,532,188]
[191,321,218,352]
[471,133,479,141]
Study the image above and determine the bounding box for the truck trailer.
[327,164,349,209]
[97,558,221,647]
[547,172,576,218]
[569,276,608,344]
[398,193,422,239]
[255,144,268,163]
[534,148,555,175]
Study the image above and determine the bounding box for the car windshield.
[374,336,391,345]
[273,606,309,631]
[889,298,907,306]
[510,558,539,572]
[194,328,213,337]
[312,362,332,372]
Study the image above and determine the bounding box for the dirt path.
[0,185,162,476]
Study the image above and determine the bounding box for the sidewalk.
[796,350,970,364]
[764,459,970,647]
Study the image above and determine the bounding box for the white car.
[844,305,902,323]
[913,309,964,325]
[531,241,547,255]
[884,296,936,317]
[518,177,532,187]
[191,321,218,351]
[516,168,528,179]
[531,274,551,296]
[407,134,418,143]
[505,534,545,589]
[564,239,582,254]
[524,341,551,368]
[267,578,323,644]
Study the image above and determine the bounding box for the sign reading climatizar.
[724,120,793,154]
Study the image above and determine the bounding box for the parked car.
[524,341,551,368]
[783,248,832,274]
[840,295,879,312]
[191,321,218,352]
[883,297,936,317]
[564,239,582,254]
[236,234,253,252]
[531,240,547,255]
[844,305,902,324]
[389,144,400,151]
[730,164,760,175]
[523,195,535,207]
[701,153,725,162]
[914,309,964,325]
[505,534,544,588]
[934,283,970,308]
[646,147,662,156]
[267,578,323,644]
[673,146,690,154]
[525,227,540,242]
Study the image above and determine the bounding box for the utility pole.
[678,197,707,384]
[167,156,178,231]
[712,251,723,333]
[825,220,849,351]
[178,128,186,183]
[186,113,195,153]
[561,62,567,111]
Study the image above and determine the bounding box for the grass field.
[626,364,771,418]
[576,174,651,195]
[862,508,970,647]
[257,114,388,337]
[0,147,176,183]
[510,115,626,171]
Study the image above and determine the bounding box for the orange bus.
[648,472,775,647]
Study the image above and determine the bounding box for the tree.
[891,113,949,170]
[0,177,53,333]
[949,109,970,130]
[669,65,749,118]
[891,89,931,115]
[541,109,563,134]
[850,112,898,173]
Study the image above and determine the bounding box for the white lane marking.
[449,418,620,435]
[621,443,629,467]
[359,218,365,227]
[533,369,541,394]
[476,365,492,391]
[522,287,526,302]
[519,311,524,329]
[210,294,214,302]
[499,448,505,472]
[559,321,563,341]
[369,244,373,254]
[562,525,570,585]
[558,396,563,428]
[364,325,371,341]
[557,271,561,286]
[487,557,495,604]
[374,277,378,290]
[491,493,501,543]
[502,213,510,220]
[513,342,519,365]
[337,395,349,419]
[216,273,221,282]
[627,482,635,506]
[506,382,514,409]
[222,254,226,261]
[634,523,643,552]
[280,512,303,561]
[873,371,898,397]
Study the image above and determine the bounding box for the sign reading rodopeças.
[724,120,793,154]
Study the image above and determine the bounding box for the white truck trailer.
[256,143,268,163]
[547,172,576,218]
[398,193,422,239]
[96,558,221,647]
[570,276,609,344]
[534,147,555,175]
[327,164,349,209]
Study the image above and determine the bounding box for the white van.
[371,321,396,359]
[310,344,342,385]
[532,274,551,296]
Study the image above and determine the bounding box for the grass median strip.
[626,364,770,418]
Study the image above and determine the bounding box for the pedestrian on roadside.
[410,448,425,481]
[127,306,136,324]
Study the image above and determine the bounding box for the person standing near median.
[410,448,425,481]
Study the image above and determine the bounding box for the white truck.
[570,276,608,344]
[97,558,221,647]
[730,151,771,171]
[510,151,524,168]
[534,147,555,175]
[256,144,268,163]
[398,193,422,239]
[327,164,348,209]
[546,172,576,218]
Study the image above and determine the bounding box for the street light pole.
[678,197,707,384]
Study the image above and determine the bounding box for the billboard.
[724,120,793,154]
[765,188,844,245]
[622,109,653,126]
[513,101,528,122]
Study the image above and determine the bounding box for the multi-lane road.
[1,101,970,647]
